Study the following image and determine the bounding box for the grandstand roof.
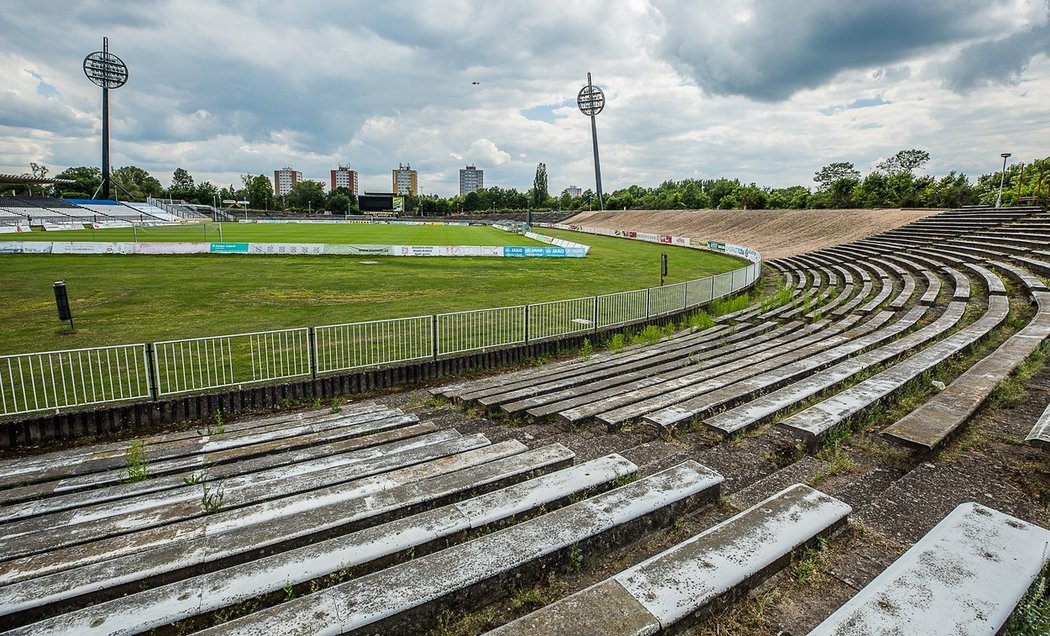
[0,174,74,186]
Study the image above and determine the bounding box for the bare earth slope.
[564,208,942,260]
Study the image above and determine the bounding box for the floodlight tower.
[83,37,129,200]
[577,73,606,210]
[995,152,1011,209]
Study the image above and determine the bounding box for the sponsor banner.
[52,241,122,255]
[208,244,249,253]
[324,244,395,256]
[538,222,760,262]
[134,242,209,255]
[0,224,30,234]
[247,243,326,255]
[503,246,577,258]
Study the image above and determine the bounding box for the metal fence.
[1,344,150,417]
[1,260,760,417]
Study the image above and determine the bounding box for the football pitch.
[13,222,542,246]
[0,225,745,354]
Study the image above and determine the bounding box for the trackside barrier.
[0,261,760,416]
[0,344,150,417]
[152,328,311,397]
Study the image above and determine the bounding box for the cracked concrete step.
[5,451,624,634]
[195,461,723,636]
[0,415,426,518]
[0,439,536,587]
[0,401,400,492]
[778,294,1010,442]
[592,314,869,430]
[1026,401,1050,449]
[810,502,1050,636]
[883,290,1050,450]
[488,484,851,636]
[643,309,908,430]
[467,320,776,411]
[511,321,799,419]
[0,431,492,562]
[703,303,960,436]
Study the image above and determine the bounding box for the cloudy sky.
[1,0,1048,197]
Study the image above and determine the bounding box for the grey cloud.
[653,0,1029,101]
[942,21,1050,91]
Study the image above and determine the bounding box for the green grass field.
[13,222,542,246]
[0,225,744,355]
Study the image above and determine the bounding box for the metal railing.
[1,344,150,417]
[1,260,761,417]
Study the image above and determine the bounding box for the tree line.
[15,149,1050,214]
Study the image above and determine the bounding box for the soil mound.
[564,208,942,260]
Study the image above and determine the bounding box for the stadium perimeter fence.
[0,261,760,418]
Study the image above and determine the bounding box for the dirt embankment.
[564,209,943,260]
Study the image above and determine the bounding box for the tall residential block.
[392,162,418,196]
[273,167,301,196]
[330,165,359,193]
[459,164,484,195]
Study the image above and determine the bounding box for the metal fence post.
[524,305,530,345]
[710,275,715,301]
[308,327,317,380]
[646,288,651,319]
[145,342,158,401]
[431,315,439,360]
[683,283,689,310]
[593,296,599,334]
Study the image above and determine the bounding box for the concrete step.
[5,452,626,633]
[1026,402,1050,449]
[194,461,724,636]
[488,484,851,636]
[883,290,1050,450]
[0,416,427,520]
[810,502,1050,635]
[703,303,960,436]
[778,294,1010,442]
[0,439,537,588]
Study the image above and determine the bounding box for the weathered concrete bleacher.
[810,502,1050,635]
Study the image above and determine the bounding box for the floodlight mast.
[83,37,128,200]
[578,73,606,210]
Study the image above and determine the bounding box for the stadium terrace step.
[962,262,1007,295]
[701,304,962,435]
[0,439,537,586]
[809,502,1050,636]
[778,294,1010,442]
[456,320,756,408]
[0,431,491,561]
[4,451,624,634]
[551,317,849,427]
[989,260,1049,293]
[1014,253,1050,277]
[644,309,920,431]
[1027,402,1050,449]
[488,484,850,636]
[0,401,395,490]
[882,289,1050,450]
[0,419,433,520]
[588,315,874,430]
[503,321,785,418]
[193,461,723,636]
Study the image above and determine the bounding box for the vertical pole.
[101,38,111,200]
[587,73,604,211]
[524,305,530,345]
[431,315,438,361]
[146,343,158,401]
[1016,163,1024,200]
[308,327,317,380]
[593,296,599,335]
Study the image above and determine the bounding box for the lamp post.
[996,152,1011,208]
[577,73,606,210]
[83,37,129,200]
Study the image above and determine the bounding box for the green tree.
[110,165,164,200]
[169,168,195,201]
[736,185,768,210]
[877,149,930,175]
[325,187,357,214]
[285,180,326,212]
[813,162,861,192]
[53,166,103,199]
[532,163,549,208]
[194,181,220,207]
[768,185,810,209]
[243,174,275,210]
